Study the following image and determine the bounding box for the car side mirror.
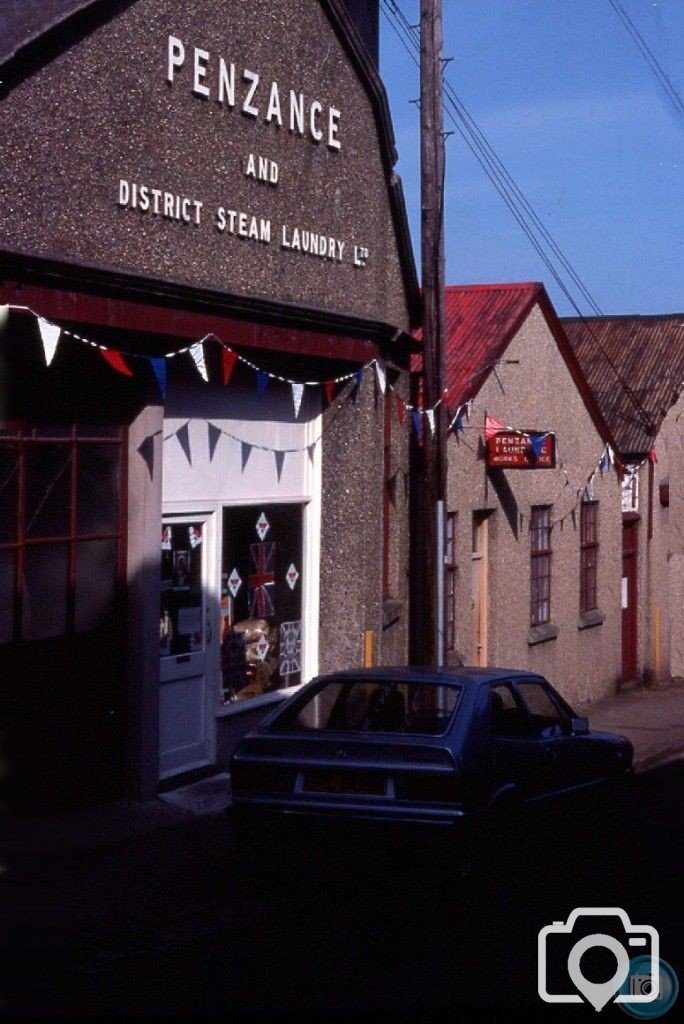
[571,716,589,735]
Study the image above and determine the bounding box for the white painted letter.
[245,153,256,178]
[310,100,323,141]
[289,91,304,135]
[167,36,185,83]
[242,69,260,118]
[328,106,341,150]
[118,179,130,206]
[266,81,282,125]
[218,58,235,106]
[193,47,210,98]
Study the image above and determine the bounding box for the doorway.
[159,512,216,779]
[621,516,639,684]
[471,512,489,666]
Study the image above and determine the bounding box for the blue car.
[229,667,633,828]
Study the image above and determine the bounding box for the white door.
[159,513,216,779]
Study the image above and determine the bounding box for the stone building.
[434,283,622,707]
[563,315,684,686]
[0,0,419,809]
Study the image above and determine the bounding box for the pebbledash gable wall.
[320,367,411,671]
[447,303,622,707]
[0,0,411,332]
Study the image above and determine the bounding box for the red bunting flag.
[100,348,134,376]
[485,414,506,440]
[324,380,335,406]
[221,348,238,386]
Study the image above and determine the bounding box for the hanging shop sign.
[486,430,556,470]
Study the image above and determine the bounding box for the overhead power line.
[607,0,684,118]
[380,0,656,436]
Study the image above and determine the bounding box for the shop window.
[530,506,552,627]
[445,511,457,651]
[220,504,303,703]
[0,424,125,642]
[580,500,599,614]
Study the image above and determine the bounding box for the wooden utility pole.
[416,0,447,665]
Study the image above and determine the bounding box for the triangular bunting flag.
[291,382,304,418]
[100,348,134,376]
[0,304,10,328]
[38,316,61,366]
[529,432,546,460]
[375,360,386,395]
[485,414,505,440]
[175,422,192,465]
[256,370,269,401]
[149,357,167,399]
[353,368,363,402]
[241,441,253,471]
[324,380,335,406]
[274,450,286,481]
[307,443,316,464]
[648,448,658,465]
[412,409,423,440]
[137,435,155,480]
[454,413,464,435]
[426,408,435,436]
[221,348,238,386]
[208,423,222,461]
[190,342,208,382]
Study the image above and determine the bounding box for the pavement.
[1,679,683,858]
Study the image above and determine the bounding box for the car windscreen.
[273,680,462,735]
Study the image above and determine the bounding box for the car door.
[512,678,595,798]
[489,682,550,803]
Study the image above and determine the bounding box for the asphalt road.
[3,760,683,1022]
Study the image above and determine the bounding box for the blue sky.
[379,0,684,316]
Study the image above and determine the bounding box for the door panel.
[622,518,639,683]
[159,515,213,779]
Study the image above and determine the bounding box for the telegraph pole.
[417,0,447,665]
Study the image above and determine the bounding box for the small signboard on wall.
[486,430,556,470]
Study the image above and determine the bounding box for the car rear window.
[274,680,462,735]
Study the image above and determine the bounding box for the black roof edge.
[0,248,420,355]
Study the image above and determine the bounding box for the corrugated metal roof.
[413,282,542,406]
[561,315,684,456]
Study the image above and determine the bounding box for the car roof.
[312,667,540,687]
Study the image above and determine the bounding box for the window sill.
[578,609,606,630]
[527,623,559,646]
[215,684,301,719]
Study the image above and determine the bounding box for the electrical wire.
[380,0,656,436]
[607,0,684,118]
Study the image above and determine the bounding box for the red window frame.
[530,506,552,626]
[0,423,126,641]
[580,500,599,614]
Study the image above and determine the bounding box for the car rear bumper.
[231,792,468,827]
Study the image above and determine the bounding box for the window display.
[220,504,303,702]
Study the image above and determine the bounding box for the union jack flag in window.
[248,541,275,617]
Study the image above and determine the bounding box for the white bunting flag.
[38,317,61,366]
[291,382,304,418]
[375,360,386,395]
[426,408,435,436]
[190,342,208,382]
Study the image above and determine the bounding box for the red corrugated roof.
[562,315,684,456]
[413,282,542,406]
[412,281,618,453]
